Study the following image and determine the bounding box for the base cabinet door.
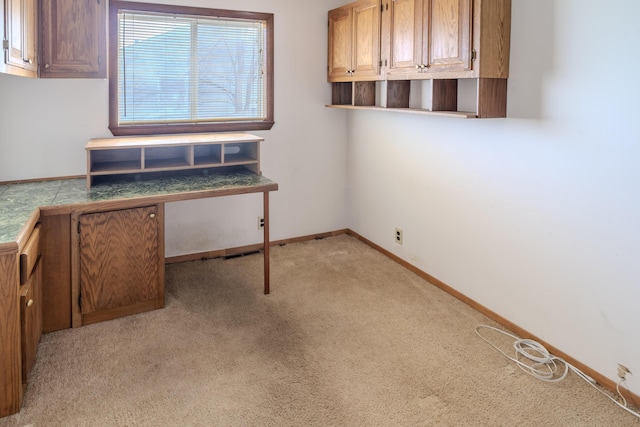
[76,205,164,326]
[20,257,42,385]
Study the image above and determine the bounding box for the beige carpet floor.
[1,234,638,426]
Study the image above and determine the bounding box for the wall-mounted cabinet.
[39,0,107,78]
[386,0,472,77]
[1,0,38,77]
[327,0,511,118]
[1,0,106,78]
[328,0,381,82]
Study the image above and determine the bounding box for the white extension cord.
[475,324,640,419]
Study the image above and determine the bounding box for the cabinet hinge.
[78,294,82,310]
[471,49,477,61]
[77,222,81,234]
[2,39,8,50]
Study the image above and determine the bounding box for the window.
[109,1,274,136]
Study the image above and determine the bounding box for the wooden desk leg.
[263,191,270,295]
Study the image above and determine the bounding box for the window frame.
[108,1,274,136]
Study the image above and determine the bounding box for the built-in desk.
[0,166,278,417]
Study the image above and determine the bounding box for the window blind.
[117,10,266,126]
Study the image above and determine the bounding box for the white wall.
[0,0,349,256]
[347,0,640,395]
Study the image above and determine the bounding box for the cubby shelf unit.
[86,133,262,188]
[327,77,507,119]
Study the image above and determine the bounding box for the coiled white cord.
[475,324,640,419]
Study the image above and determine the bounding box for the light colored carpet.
[1,234,638,426]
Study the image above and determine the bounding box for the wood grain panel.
[476,0,511,78]
[352,0,380,77]
[389,0,422,71]
[425,0,471,72]
[332,82,353,105]
[432,78,458,111]
[20,258,42,385]
[0,253,22,417]
[41,214,72,332]
[477,77,507,118]
[79,206,160,315]
[386,80,411,108]
[19,224,40,284]
[328,7,352,79]
[39,0,107,78]
[354,81,376,106]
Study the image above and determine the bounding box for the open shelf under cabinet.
[327,77,507,118]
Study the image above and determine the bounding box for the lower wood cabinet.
[19,223,43,386]
[73,204,165,327]
[20,256,42,385]
[0,252,22,417]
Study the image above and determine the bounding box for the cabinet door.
[328,0,380,82]
[351,0,380,78]
[328,6,353,80]
[39,0,107,78]
[5,0,37,72]
[78,205,162,324]
[388,0,424,74]
[424,0,472,72]
[0,253,22,417]
[20,257,42,385]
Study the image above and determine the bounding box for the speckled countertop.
[0,167,277,245]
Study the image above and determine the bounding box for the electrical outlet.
[395,227,403,245]
[257,216,265,230]
[618,363,631,380]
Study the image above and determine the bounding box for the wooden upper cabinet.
[387,0,423,74]
[328,6,352,80]
[39,0,106,78]
[2,0,38,76]
[424,0,471,72]
[387,0,470,76]
[328,0,381,82]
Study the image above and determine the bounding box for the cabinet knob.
[44,63,51,69]
[149,213,156,219]
[26,299,34,307]
[23,58,33,65]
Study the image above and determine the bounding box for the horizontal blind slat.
[118,11,266,125]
